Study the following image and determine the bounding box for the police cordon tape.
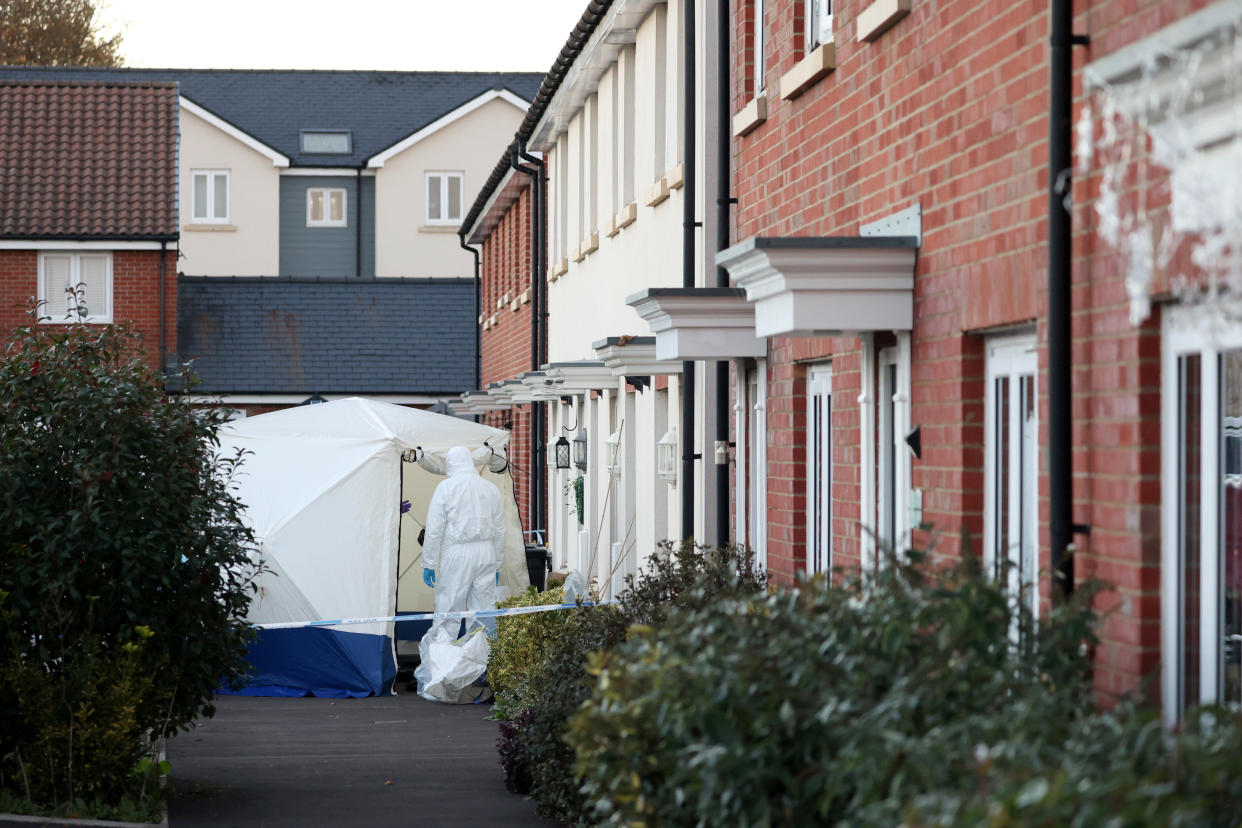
[252,601,600,631]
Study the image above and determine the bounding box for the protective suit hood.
[445,445,476,478]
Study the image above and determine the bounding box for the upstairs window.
[191,170,229,224]
[807,0,833,48]
[300,130,351,155]
[38,252,112,324]
[426,171,464,225]
[307,187,347,227]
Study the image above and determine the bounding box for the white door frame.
[983,332,1039,617]
[1161,306,1242,723]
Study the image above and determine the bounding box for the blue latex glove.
[423,568,436,588]
[400,499,411,515]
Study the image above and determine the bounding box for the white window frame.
[191,169,230,224]
[306,187,347,228]
[425,171,464,226]
[1161,305,1242,724]
[984,333,1039,619]
[807,362,833,575]
[807,0,833,48]
[755,0,767,93]
[37,252,112,324]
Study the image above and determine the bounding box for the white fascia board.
[0,240,176,250]
[368,89,530,169]
[527,0,660,150]
[179,96,290,168]
[282,168,376,177]
[466,165,526,244]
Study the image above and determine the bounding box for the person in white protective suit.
[415,446,506,702]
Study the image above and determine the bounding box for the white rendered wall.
[375,97,526,278]
[178,108,280,276]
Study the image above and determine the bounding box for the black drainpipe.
[519,141,549,537]
[458,231,482,393]
[511,143,544,537]
[681,0,698,541]
[159,240,167,384]
[1048,0,1089,602]
[714,0,732,548]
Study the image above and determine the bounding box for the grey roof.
[0,67,543,167]
[177,277,476,394]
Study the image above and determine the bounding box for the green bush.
[0,307,259,813]
[511,541,766,823]
[568,551,1100,827]
[911,704,1242,827]
[489,585,567,720]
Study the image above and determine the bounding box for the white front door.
[984,334,1038,617]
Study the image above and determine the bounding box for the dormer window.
[300,130,351,154]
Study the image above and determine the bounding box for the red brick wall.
[732,0,1210,699]
[479,185,542,531]
[0,247,176,373]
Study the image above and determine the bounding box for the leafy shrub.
[912,704,1242,827]
[0,307,259,812]
[568,551,1100,827]
[514,541,767,823]
[489,585,567,720]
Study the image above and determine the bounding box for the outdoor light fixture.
[573,428,588,472]
[657,429,678,486]
[605,428,622,479]
[554,435,571,470]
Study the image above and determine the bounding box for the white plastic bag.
[414,625,491,704]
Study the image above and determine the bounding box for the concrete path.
[166,686,554,828]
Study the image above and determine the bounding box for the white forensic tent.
[216,398,527,697]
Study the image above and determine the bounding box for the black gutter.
[458,231,482,393]
[1048,0,1089,602]
[510,144,544,537]
[714,0,732,548]
[681,0,698,541]
[0,234,179,242]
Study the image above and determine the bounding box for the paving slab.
[166,686,553,828]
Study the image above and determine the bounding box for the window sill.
[615,201,638,231]
[185,223,237,232]
[419,224,461,233]
[580,231,600,258]
[781,42,837,100]
[857,0,911,42]
[732,93,769,137]
[644,177,670,207]
[308,223,348,229]
[665,162,685,190]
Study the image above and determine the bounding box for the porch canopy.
[625,288,766,360]
[715,236,918,338]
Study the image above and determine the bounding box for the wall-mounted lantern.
[657,429,678,486]
[605,427,622,478]
[554,435,571,470]
[573,428,588,472]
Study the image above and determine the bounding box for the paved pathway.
[167,686,553,827]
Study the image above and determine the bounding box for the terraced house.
[453,0,1242,719]
[0,66,543,414]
